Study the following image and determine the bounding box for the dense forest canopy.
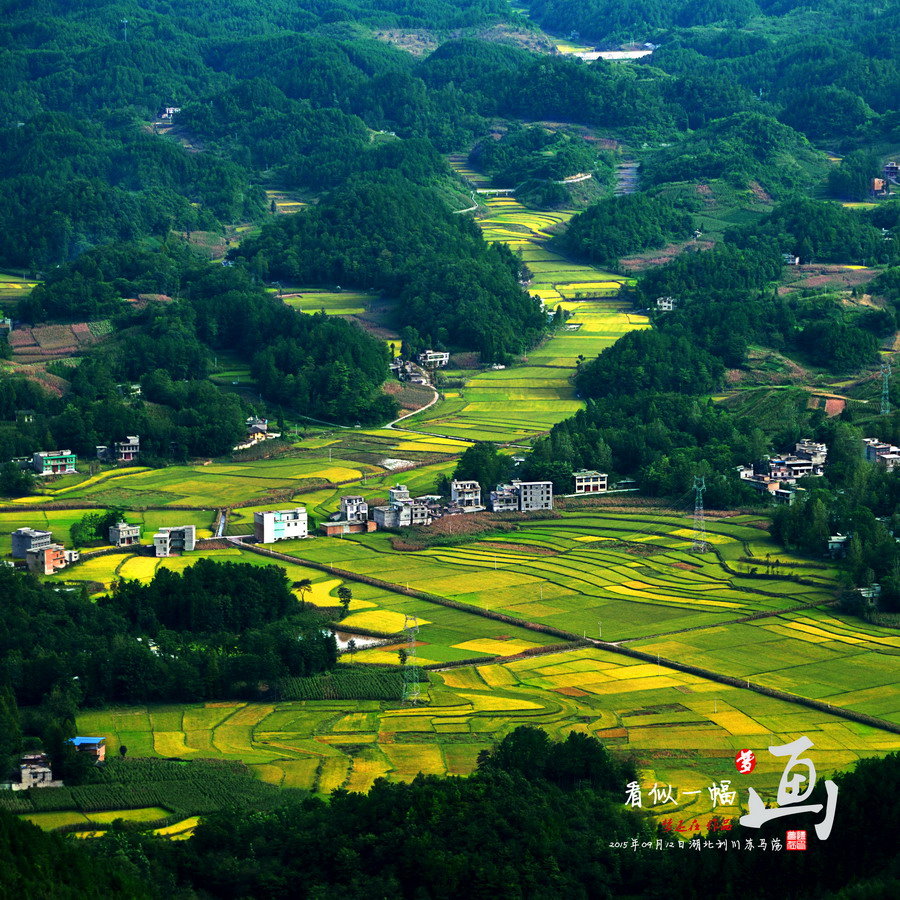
[0,561,336,708]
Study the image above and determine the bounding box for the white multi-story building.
[451,480,482,511]
[153,525,197,557]
[11,527,53,559]
[254,508,308,543]
[573,470,608,494]
[490,480,554,512]
[109,522,141,547]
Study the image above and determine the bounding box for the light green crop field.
[281,289,376,316]
[77,647,900,821]
[404,302,648,441]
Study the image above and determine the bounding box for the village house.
[1,753,62,792]
[159,106,181,120]
[26,543,77,575]
[153,525,196,557]
[872,178,889,198]
[450,479,483,511]
[11,527,53,558]
[782,253,801,265]
[655,296,677,311]
[885,161,899,182]
[573,470,608,494]
[32,449,76,475]
[418,349,450,368]
[794,439,828,465]
[96,436,140,464]
[828,534,850,557]
[109,522,141,548]
[321,495,377,536]
[254,508,308,543]
[69,737,106,762]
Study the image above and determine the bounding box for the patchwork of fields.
[76,646,900,826]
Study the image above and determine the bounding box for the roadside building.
[450,479,483,511]
[2,753,62,792]
[153,525,196,557]
[11,527,53,559]
[109,522,141,548]
[254,508,308,543]
[573,470,608,494]
[32,449,76,476]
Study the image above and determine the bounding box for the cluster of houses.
[737,439,828,504]
[12,437,141,477]
[255,470,611,542]
[2,738,106,793]
[862,437,900,471]
[9,521,198,574]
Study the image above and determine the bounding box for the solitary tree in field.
[398,647,408,666]
[294,579,312,607]
[347,639,357,661]
[337,585,352,618]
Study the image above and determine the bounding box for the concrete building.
[490,480,554,512]
[320,496,377,536]
[795,440,827,465]
[573,470,608,494]
[2,754,62,792]
[372,488,432,529]
[109,522,141,548]
[25,543,71,575]
[655,296,677,311]
[514,480,554,512]
[70,737,106,762]
[32,450,76,476]
[451,480,482,511]
[153,525,196,557]
[489,486,520,512]
[418,349,450,368]
[254,508,308,543]
[11,527,53,559]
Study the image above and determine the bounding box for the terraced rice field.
[292,509,837,639]
[408,167,645,441]
[26,455,380,508]
[78,647,900,820]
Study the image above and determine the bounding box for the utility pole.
[121,18,128,41]
[692,476,708,553]
[882,361,892,416]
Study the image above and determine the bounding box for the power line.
[692,476,708,554]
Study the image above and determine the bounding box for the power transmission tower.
[692,476,708,553]
[881,361,892,416]
[401,615,421,705]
